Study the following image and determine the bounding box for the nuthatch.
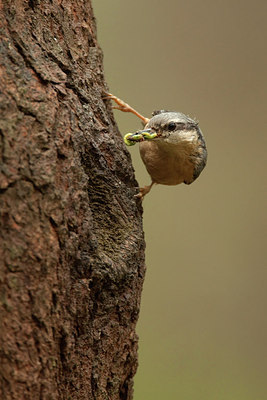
[104,93,207,199]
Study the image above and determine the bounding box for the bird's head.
[143,111,201,146]
[124,111,204,147]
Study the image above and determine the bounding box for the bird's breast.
[139,140,196,185]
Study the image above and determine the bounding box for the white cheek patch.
[165,130,198,145]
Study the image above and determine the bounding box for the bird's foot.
[134,182,155,200]
[103,91,149,125]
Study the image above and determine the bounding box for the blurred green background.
[93,1,266,399]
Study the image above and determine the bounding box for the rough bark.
[0,1,145,399]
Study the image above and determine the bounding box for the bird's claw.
[103,91,149,124]
[134,183,155,200]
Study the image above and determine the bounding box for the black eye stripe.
[168,122,197,130]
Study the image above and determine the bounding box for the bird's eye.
[167,122,176,131]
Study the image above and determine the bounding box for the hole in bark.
[119,381,129,400]
[52,291,57,308]
[28,0,35,9]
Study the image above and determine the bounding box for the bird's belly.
[147,159,192,185]
[139,142,194,185]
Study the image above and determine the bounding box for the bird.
[104,92,207,199]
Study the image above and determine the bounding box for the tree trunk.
[0,1,145,399]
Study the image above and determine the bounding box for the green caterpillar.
[123,131,157,146]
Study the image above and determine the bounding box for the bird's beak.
[124,129,159,146]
